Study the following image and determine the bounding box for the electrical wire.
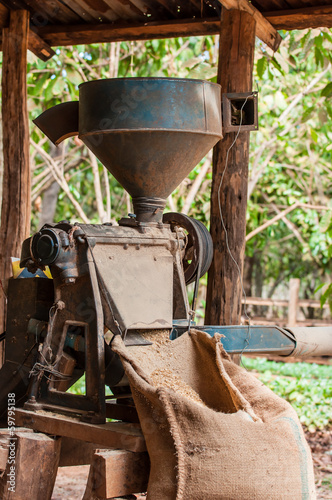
[217,95,254,365]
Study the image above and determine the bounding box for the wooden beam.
[217,0,281,51]
[0,2,54,60]
[31,9,332,48]
[0,9,30,360]
[265,5,332,30]
[15,408,146,453]
[34,17,221,46]
[206,10,256,326]
[0,3,9,28]
[0,31,55,61]
[29,29,55,61]
[83,449,149,499]
[59,437,109,467]
[0,31,56,61]
[0,428,32,471]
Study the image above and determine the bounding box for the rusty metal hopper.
[34,78,222,221]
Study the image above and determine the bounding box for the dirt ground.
[52,429,332,500]
[305,429,332,499]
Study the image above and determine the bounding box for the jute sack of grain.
[112,329,316,500]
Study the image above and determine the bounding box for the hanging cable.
[217,95,254,365]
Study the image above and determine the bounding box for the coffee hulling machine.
[0,78,331,425]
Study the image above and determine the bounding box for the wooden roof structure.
[0,1,331,60]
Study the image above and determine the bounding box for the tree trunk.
[243,255,254,298]
[205,9,256,326]
[0,10,30,363]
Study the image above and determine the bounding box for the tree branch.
[182,154,211,215]
[89,150,107,223]
[31,139,90,223]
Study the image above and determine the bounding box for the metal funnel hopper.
[34,78,222,222]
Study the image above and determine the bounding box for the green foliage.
[248,29,332,305]
[244,357,332,431]
[68,375,112,396]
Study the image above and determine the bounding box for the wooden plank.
[0,430,61,500]
[29,29,55,61]
[154,0,190,19]
[0,0,82,24]
[206,10,256,326]
[252,0,290,10]
[217,0,281,51]
[59,0,119,22]
[59,437,109,466]
[83,449,149,499]
[288,278,300,327]
[129,0,180,20]
[265,5,332,30]
[15,408,146,453]
[101,0,147,21]
[0,9,30,354]
[33,17,221,46]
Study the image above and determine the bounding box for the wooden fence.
[242,278,331,327]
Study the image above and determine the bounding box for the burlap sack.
[112,329,316,500]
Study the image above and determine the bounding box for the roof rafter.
[32,18,221,46]
[216,0,282,51]
[265,5,332,30]
[0,3,54,60]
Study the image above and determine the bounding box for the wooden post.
[205,9,256,326]
[288,278,300,327]
[0,430,61,500]
[0,10,30,361]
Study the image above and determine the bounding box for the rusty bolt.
[136,244,140,250]
[64,277,76,285]
[56,300,66,310]
[123,243,129,250]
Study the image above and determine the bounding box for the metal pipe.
[285,327,332,358]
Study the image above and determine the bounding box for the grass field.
[243,357,332,432]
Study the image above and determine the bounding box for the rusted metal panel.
[92,241,173,331]
[222,91,258,133]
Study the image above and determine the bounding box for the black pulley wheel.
[163,212,213,285]
[194,219,214,277]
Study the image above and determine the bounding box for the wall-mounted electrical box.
[222,91,258,133]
